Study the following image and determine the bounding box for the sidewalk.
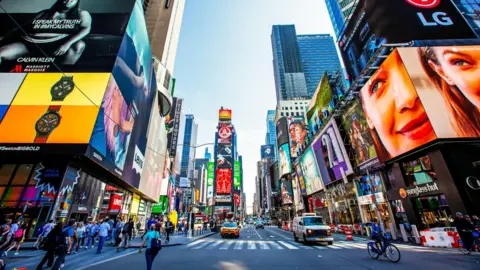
[18,231,217,250]
[332,232,420,246]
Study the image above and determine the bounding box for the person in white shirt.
[96,220,111,254]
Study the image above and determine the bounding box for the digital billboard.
[288,117,307,158]
[216,168,232,195]
[233,161,241,189]
[0,0,137,72]
[299,146,323,195]
[281,179,293,205]
[275,116,289,147]
[166,97,183,158]
[207,162,214,198]
[312,119,353,185]
[87,1,156,188]
[216,143,233,168]
[219,109,232,121]
[278,143,292,176]
[294,163,307,196]
[0,73,110,150]
[260,144,275,159]
[306,74,336,136]
[293,175,304,211]
[342,99,378,167]
[218,123,233,144]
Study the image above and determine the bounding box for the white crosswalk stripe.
[278,241,299,249]
[268,241,284,249]
[206,240,224,249]
[234,240,245,250]
[258,241,270,250]
[219,241,233,250]
[248,241,257,249]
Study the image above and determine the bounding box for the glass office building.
[180,114,198,178]
[265,110,278,160]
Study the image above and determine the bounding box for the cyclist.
[454,212,475,253]
[371,218,387,252]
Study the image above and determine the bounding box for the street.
[78,226,479,270]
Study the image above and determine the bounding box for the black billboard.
[167,97,183,158]
[216,143,233,169]
[0,0,136,72]
[261,144,274,160]
[275,117,289,148]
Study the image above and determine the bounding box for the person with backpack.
[36,222,66,270]
[138,223,161,270]
[5,223,27,256]
[117,218,132,251]
[0,224,14,261]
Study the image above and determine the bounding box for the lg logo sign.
[405,0,454,27]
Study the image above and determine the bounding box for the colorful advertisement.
[0,73,110,149]
[306,73,336,136]
[355,173,383,197]
[275,116,289,147]
[207,162,214,198]
[218,123,233,144]
[294,163,307,196]
[216,143,233,168]
[341,99,378,167]
[260,144,275,159]
[215,168,232,195]
[166,97,183,158]
[299,146,323,195]
[292,176,304,210]
[233,161,241,189]
[87,1,156,188]
[281,179,293,205]
[219,109,232,121]
[312,119,353,184]
[108,193,123,213]
[0,0,137,72]
[278,143,292,176]
[288,117,308,158]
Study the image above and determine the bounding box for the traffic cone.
[346,227,353,241]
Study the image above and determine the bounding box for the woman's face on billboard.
[429,46,480,109]
[361,50,436,158]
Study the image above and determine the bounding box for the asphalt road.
[82,225,480,270]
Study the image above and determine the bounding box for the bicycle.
[367,233,401,263]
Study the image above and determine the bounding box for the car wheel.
[303,234,309,244]
[328,241,333,245]
[294,233,299,242]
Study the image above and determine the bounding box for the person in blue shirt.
[139,223,161,270]
[85,221,99,249]
[371,218,387,252]
[64,219,75,255]
[96,219,111,254]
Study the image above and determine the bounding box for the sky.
[174,0,336,213]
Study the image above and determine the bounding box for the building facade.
[265,110,278,160]
[180,114,198,178]
[325,0,358,38]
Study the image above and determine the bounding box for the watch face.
[51,76,74,100]
[36,112,61,135]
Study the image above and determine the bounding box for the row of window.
[281,106,305,110]
[280,111,304,117]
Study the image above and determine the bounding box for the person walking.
[96,219,110,254]
[36,222,65,270]
[85,221,99,249]
[117,218,133,251]
[165,218,174,244]
[139,224,161,270]
[114,218,124,246]
[75,222,86,252]
[34,220,55,249]
[135,221,142,238]
[6,223,27,256]
[63,220,75,255]
[455,212,475,254]
[9,220,19,235]
[0,224,13,260]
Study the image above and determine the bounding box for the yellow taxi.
[221,222,240,238]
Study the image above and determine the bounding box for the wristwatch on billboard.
[34,105,62,143]
[51,75,75,101]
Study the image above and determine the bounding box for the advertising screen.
[166,97,183,158]
[275,117,289,147]
[0,73,110,153]
[218,123,233,144]
[299,146,323,195]
[355,173,383,197]
[294,163,307,196]
[233,161,241,189]
[288,117,308,158]
[0,0,136,72]
[293,175,304,210]
[281,179,293,205]
[216,143,233,168]
[306,74,337,136]
[219,109,232,121]
[216,168,232,195]
[207,162,214,198]
[278,143,291,176]
[342,99,378,167]
[260,144,275,159]
[312,119,353,185]
[87,1,156,188]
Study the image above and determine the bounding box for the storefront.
[326,182,361,225]
[311,191,330,223]
[137,199,147,225]
[129,194,140,221]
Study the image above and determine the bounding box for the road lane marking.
[278,241,299,249]
[186,240,205,247]
[234,240,245,249]
[254,228,263,239]
[248,241,257,249]
[327,244,341,249]
[74,250,138,270]
[259,241,269,250]
[314,245,327,249]
[265,228,291,240]
[268,241,284,249]
[206,240,224,249]
[192,241,211,249]
[220,241,234,250]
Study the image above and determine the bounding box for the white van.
[293,213,333,245]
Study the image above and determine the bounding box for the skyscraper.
[265,110,278,160]
[297,34,345,96]
[271,25,309,102]
[180,114,198,178]
[325,0,358,38]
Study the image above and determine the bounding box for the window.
[280,112,284,116]
[286,112,290,116]
[295,107,298,110]
[401,155,437,188]
[0,165,15,185]
[11,164,34,185]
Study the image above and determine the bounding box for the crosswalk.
[185,239,457,253]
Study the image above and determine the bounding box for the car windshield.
[223,223,237,228]
[303,217,324,226]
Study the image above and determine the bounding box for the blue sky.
[174,0,335,212]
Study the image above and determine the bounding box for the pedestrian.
[36,222,67,270]
[96,219,110,254]
[5,223,27,256]
[111,217,120,245]
[63,219,75,255]
[85,221,99,249]
[454,212,475,254]
[0,224,14,260]
[117,218,134,251]
[165,218,174,244]
[34,219,55,249]
[107,218,114,242]
[0,220,12,232]
[75,222,86,252]
[472,215,479,227]
[0,258,4,270]
[136,221,142,238]
[139,223,161,270]
[9,220,19,235]
[114,217,124,246]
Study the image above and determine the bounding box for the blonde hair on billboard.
[418,47,480,137]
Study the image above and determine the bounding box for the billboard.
[87,1,156,188]
[281,179,293,205]
[233,161,241,189]
[275,116,289,147]
[299,146,323,195]
[294,163,307,196]
[0,0,136,72]
[260,144,275,159]
[207,162,214,198]
[219,109,232,121]
[218,123,233,144]
[312,119,353,185]
[341,99,378,167]
[216,143,233,168]
[306,74,336,136]
[355,173,385,205]
[166,97,183,158]
[288,117,308,158]
[293,175,304,211]
[278,143,291,176]
[216,168,232,195]
[0,73,110,150]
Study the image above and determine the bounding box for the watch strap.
[34,136,48,143]
[48,105,62,112]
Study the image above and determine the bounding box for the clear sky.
[174,0,335,214]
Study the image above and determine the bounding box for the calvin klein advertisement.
[216,143,233,169]
[0,0,136,72]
